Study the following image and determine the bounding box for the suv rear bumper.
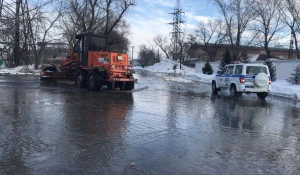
[236,84,271,93]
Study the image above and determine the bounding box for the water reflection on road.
[0,74,300,175]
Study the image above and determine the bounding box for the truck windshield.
[88,36,107,51]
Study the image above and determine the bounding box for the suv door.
[217,66,228,88]
[224,65,234,88]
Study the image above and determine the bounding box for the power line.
[168,0,185,69]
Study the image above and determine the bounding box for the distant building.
[191,43,298,62]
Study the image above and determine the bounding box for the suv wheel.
[257,92,268,99]
[212,81,218,95]
[230,85,238,97]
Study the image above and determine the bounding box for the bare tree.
[35,4,62,69]
[195,19,226,61]
[0,0,16,67]
[0,0,61,68]
[107,20,131,53]
[184,34,199,61]
[153,35,171,59]
[251,0,285,57]
[137,44,156,68]
[61,0,135,51]
[211,0,256,61]
[22,0,63,69]
[14,0,22,67]
[279,0,300,59]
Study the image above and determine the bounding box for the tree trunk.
[292,30,300,59]
[264,31,270,58]
[13,0,21,67]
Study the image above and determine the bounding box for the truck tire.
[255,73,269,87]
[87,72,102,91]
[115,81,125,90]
[124,82,134,90]
[106,82,113,90]
[75,71,87,89]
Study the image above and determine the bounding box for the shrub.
[172,64,178,70]
[202,61,213,75]
[287,64,300,85]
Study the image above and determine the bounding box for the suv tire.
[257,92,268,99]
[212,81,218,95]
[230,85,237,97]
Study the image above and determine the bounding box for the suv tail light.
[239,77,245,83]
[269,79,272,84]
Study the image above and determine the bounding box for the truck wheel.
[75,72,87,89]
[115,81,125,90]
[257,92,268,100]
[106,82,113,90]
[124,82,134,90]
[87,73,102,91]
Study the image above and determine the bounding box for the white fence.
[195,60,300,80]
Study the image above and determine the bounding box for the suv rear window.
[246,66,267,75]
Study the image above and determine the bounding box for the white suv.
[212,63,271,99]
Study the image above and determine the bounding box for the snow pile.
[144,59,194,75]
[141,59,196,83]
[141,59,214,83]
[270,80,300,100]
[248,54,259,62]
[0,65,40,75]
[155,73,192,83]
[194,73,214,83]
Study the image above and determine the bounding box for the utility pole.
[168,0,185,70]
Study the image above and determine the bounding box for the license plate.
[245,78,254,82]
[245,86,254,88]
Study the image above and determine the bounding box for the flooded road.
[0,74,300,175]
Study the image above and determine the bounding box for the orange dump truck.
[40,33,136,91]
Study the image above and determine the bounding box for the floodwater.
[0,73,300,175]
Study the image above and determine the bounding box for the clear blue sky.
[125,0,218,57]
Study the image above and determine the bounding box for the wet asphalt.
[0,73,300,175]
